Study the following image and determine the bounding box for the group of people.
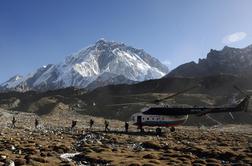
[11,116,39,129]
[72,119,130,132]
[71,119,130,132]
[11,116,130,132]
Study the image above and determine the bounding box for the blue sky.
[1,0,252,83]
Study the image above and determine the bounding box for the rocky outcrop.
[168,45,252,77]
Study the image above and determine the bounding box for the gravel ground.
[0,108,252,166]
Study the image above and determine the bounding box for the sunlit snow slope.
[0,39,168,92]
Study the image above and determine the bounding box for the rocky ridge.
[168,45,252,77]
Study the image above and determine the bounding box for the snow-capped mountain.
[1,75,23,89]
[0,39,168,92]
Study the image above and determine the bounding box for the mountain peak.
[0,74,24,90]
[1,40,168,92]
[8,75,23,82]
[222,45,231,50]
[95,38,107,45]
[245,44,252,50]
[94,39,125,49]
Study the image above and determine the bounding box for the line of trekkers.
[11,116,130,133]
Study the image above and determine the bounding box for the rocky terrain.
[168,45,252,78]
[0,108,252,166]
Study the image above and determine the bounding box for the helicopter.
[109,85,250,134]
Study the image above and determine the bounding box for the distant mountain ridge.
[0,39,168,92]
[1,75,252,123]
[168,44,252,77]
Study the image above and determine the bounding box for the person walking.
[138,123,144,132]
[104,120,109,132]
[35,118,39,129]
[89,119,94,130]
[125,122,129,133]
[11,116,16,128]
[71,120,77,130]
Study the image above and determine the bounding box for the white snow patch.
[60,152,80,162]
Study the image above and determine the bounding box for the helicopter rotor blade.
[153,85,200,104]
[233,85,247,96]
[106,102,148,107]
[106,84,200,107]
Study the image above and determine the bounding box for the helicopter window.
[152,118,154,120]
[147,118,149,120]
